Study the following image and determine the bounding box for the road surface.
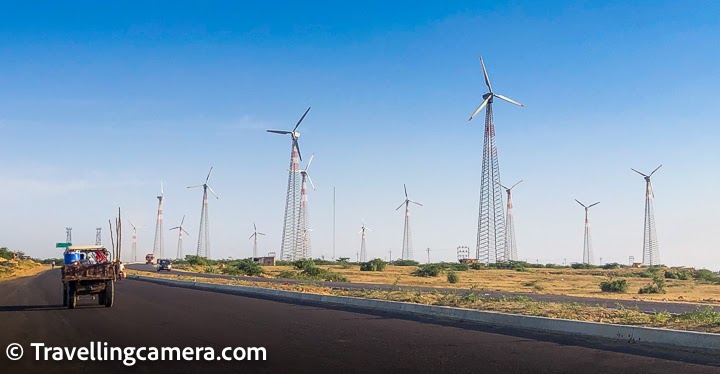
[127,263,719,314]
[1,269,719,373]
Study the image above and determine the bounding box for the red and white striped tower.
[575,199,599,265]
[170,215,189,260]
[131,224,137,262]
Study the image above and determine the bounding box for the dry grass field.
[258,265,720,305]
[0,258,47,281]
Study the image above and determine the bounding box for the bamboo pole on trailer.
[109,219,115,258]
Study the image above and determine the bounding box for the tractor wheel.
[68,285,77,309]
[98,292,106,305]
[62,284,68,307]
[104,280,114,307]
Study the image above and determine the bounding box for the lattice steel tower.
[500,180,522,261]
[575,200,599,265]
[153,183,165,259]
[396,184,422,261]
[95,227,102,245]
[633,165,662,266]
[267,107,311,261]
[296,154,316,259]
[468,56,524,263]
[188,167,218,259]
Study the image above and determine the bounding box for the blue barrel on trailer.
[64,252,81,265]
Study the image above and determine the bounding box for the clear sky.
[1,1,719,268]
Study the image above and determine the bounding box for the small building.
[252,256,276,266]
[459,258,478,265]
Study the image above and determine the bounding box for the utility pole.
[333,186,336,260]
[426,248,430,264]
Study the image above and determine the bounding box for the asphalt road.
[127,263,720,314]
[2,270,720,374]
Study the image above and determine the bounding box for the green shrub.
[446,262,469,271]
[235,259,263,276]
[0,247,15,260]
[360,258,387,272]
[469,262,486,270]
[693,269,720,284]
[293,258,316,271]
[544,263,569,269]
[602,263,622,270]
[664,268,691,280]
[393,259,420,266]
[571,263,597,269]
[412,264,444,277]
[599,279,628,293]
[639,276,667,294]
[278,270,300,279]
[186,255,212,266]
[203,266,218,274]
[447,271,460,284]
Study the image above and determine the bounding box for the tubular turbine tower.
[632,165,662,266]
[499,180,522,261]
[296,154,316,259]
[249,223,265,258]
[358,219,371,263]
[267,107,311,261]
[128,220,138,262]
[575,199,599,265]
[188,167,219,259]
[153,183,165,258]
[169,215,190,260]
[468,56,524,264]
[396,184,422,261]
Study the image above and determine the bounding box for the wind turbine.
[358,219,372,263]
[632,165,662,266]
[169,215,190,260]
[575,199,600,265]
[499,180,523,262]
[128,220,137,263]
[296,154,316,259]
[396,184,422,261]
[468,56,524,264]
[152,183,165,259]
[188,167,219,259]
[267,107,311,261]
[249,223,265,258]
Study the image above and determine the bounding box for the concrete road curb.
[127,274,720,352]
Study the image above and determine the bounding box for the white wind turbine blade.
[410,200,423,206]
[254,222,257,231]
[249,232,256,240]
[207,185,219,199]
[306,173,316,191]
[575,199,587,209]
[404,184,408,199]
[160,182,164,197]
[305,154,315,172]
[497,180,509,190]
[650,164,663,176]
[206,166,214,183]
[510,180,523,190]
[293,137,303,162]
[267,130,292,134]
[169,226,179,230]
[180,215,185,226]
[396,201,406,211]
[479,56,493,93]
[182,228,190,235]
[187,185,203,189]
[258,232,265,236]
[588,202,600,208]
[494,93,524,107]
[649,180,655,198]
[468,96,491,121]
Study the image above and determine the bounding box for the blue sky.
[1,1,719,268]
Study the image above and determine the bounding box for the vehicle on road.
[61,245,122,309]
[157,259,172,272]
[145,253,155,265]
